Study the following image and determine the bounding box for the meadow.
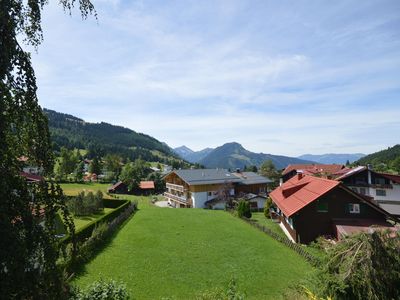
[62,183,315,299]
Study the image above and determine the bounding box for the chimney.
[297,172,303,180]
[367,164,373,170]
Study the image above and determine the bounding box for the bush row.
[61,198,132,245]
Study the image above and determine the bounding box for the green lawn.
[73,208,115,230]
[73,202,315,299]
[251,212,287,239]
[251,212,326,260]
[60,182,112,198]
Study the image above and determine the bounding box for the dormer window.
[348,203,360,214]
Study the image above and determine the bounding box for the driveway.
[154,200,169,208]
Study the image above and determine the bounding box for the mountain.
[356,145,400,167]
[173,146,194,158]
[44,109,181,163]
[186,148,214,163]
[174,146,214,163]
[198,142,315,170]
[298,153,365,164]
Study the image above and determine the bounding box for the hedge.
[60,198,132,245]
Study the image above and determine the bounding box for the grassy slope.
[62,184,314,299]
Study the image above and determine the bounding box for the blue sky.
[30,0,400,156]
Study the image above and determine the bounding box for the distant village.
[20,153,400,245]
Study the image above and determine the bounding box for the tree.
[74,161,85,182]
[104,154,122,181]
[216,181,234,209]
[89,156,102,175]
[263,197,273,218]
[315,231,400,300]
[391,156,400,174]
[0,1,94,298]
[237,200,252,218]
[259,160,280,187]
[119,162,137,191]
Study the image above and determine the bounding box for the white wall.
[351,181,400,215]
[192,190,227,208]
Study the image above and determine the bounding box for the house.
[163,169,271,208]
[242,193,267,211]
[281,164,347,183]
[108,180,155,195]
[233,170,271,194]
[20,171,44,183]
[138,181,155,195]
[108,181,128,194]
[18,156,43,175]
[269,173,397,244]
[336,165,400,216]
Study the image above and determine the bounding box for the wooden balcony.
[166,183,185,192]
[164,192,188,203]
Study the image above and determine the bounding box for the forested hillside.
[44,109,180,163]
[356,144,400,172]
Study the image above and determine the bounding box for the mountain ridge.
[298,153,365,164]
[196,142,316,170]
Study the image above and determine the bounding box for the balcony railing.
[164,192,187,203]
[166,183,185,192]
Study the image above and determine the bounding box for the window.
[375,178,386,185]
[359,187,366,195]
[376,189,386,196]
[349,203,360,214]
[208,192,212,196]
[351,187,358,193]
[317,201,328,212]
[285,216,294,229]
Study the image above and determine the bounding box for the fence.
[237,214,321,267]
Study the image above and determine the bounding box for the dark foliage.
[0,0,94,298]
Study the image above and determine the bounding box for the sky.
[29,0,400,156]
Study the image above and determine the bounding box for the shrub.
[196,278,245,300]
[237,200,251,219]
[72,279,129,300]
[263,197,273,218]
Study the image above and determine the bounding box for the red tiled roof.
[380,173,400,184]
[269,174,340,217]
[108,181,124,191]
[333,219,396,239]
[282,164,345,176]
[139,181,155,189]
[335,166,366,181]
[20,172,43,182]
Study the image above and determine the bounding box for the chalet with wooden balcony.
[336,166,400,216]
[163,169,271,208]
[269,173,398,244]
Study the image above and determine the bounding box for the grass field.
[73,208,115,230]
[251,212,287,239]
[60,182,113,197]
